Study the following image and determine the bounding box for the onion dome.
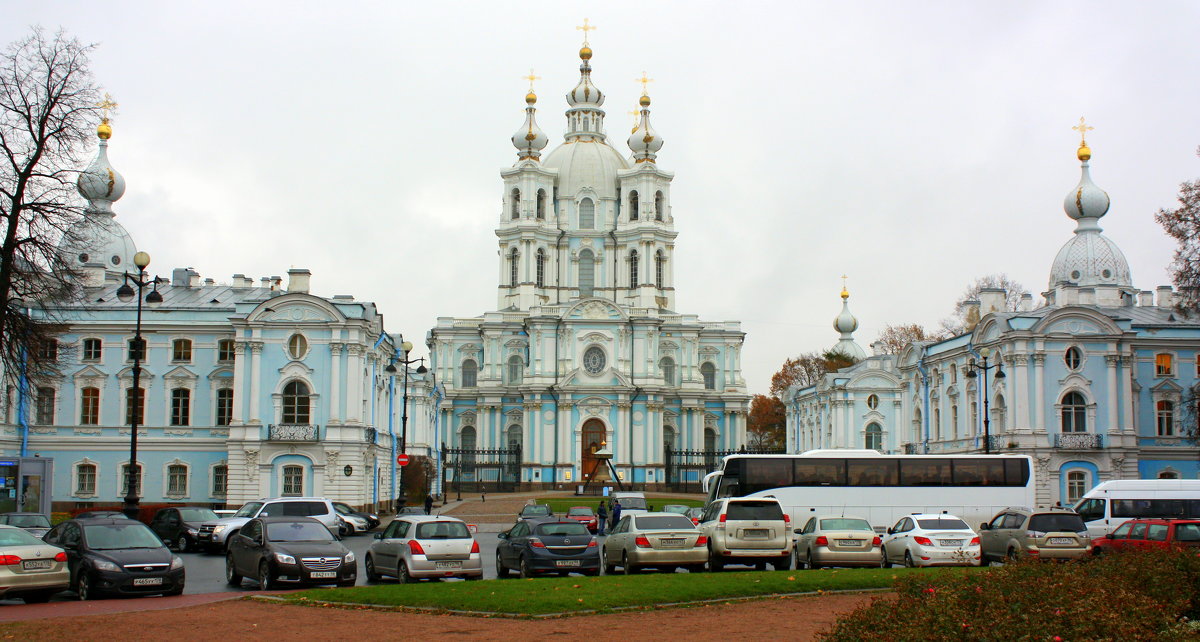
[511,89,548,162]
[62,117,138,278]
[566,45,605,108]
[832,284,867,360]
[77,119,126,215]
[627,92,664,163]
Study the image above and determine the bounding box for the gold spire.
[96,93,118,140]
[576,18,596,59]
[840,274,849,299]
[523,69,541,104]
[1072,116,1094,161]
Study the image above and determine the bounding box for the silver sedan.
[602,512,708,574]
[365,515,482,582]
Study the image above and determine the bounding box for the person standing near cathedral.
[611,500,622,529]
[596,500,608,535]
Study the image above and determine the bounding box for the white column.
[249,341,263,424]
[329,343,342,423]
[1120,355,1135,433]
[1033,353,1046,432]
[347,345,363,423]
[1105,355,1119,433]
[231,341,247,424]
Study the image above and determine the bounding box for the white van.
[1073,479,1200,537]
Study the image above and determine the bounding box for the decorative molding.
[244,449,259,482]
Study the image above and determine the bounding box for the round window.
[78,253,89,263]
[288,334,308,360]
[111,255,121,265]
[867,394,879,410]
[1070,270,1081,280]
[1102,269,1112,279]
[583,346,606,374]
[1065,346,1082,370]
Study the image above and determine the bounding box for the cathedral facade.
[428,41,750,489]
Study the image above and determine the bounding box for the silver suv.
[198,498,343,551]
[697,497,792,571]
[979,506,1091,562]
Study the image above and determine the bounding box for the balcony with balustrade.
[267,424,319,442]
[1054,432,1103,449]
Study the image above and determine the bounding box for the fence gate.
[440,443,521,496]
[663,444,785,494]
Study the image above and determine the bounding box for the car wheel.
[177,534,190,553]
[880,551,890,568]
[519,557,534,579]
[622,552,636,575]
[709,549,724,572]
[602,548,617,575]
[365,555,381,582]
[1006,547,1020,563]
[754,561,767,571]
[808,550,821,570]
[904,551,915,568]
[77,573,96,601]
[224,531,239,552]
[165,584,184,597]
[496,552,512,578]
[259,561,276,590]
[22,590,56,603]
[398,561,416,584]
[226,554,243,586]
[774,554,792,571]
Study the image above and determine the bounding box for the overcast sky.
[6,1,1199,395]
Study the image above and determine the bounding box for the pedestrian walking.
[596,500,608,536]
[611,499,622,529]
[425,494,434,515]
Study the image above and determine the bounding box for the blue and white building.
[788,137,1200,507]
[428,40,750,488]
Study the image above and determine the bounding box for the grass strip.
[286,567,987,616]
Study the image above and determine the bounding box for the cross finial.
[1072,116,1094,146]
[840,274,849,298]
[576,18,596,45]
[523,68,541,93]
[97,93,119,124]
[636,71,654,96]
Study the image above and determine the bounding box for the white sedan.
[881,513,981,568]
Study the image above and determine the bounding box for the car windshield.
[819,518,873,532]
[234,502,263,518]
[334,504,353,515]
[267,521,335,542]
[567,508,593,516]
[616,498,648,510]
[662,505,690,514]
[4,514,49,528]
[1028,514,1086,533]
[534,522,589,537]
[399,507,425,515]
[84,523,164,550]
[916,518,970,530]
[727,501,784,521]
[0,527,44,546]
[177,508,218,522]
[636,515,696,530]
[521,505,551,516]
[415,521,471,539]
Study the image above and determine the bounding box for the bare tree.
[874,323,941,355]
[0,28,101,384]
[1155,147,1200,312]
[940,273,1030,335]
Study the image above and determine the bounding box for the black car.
[149,507,220,552]
[225,516,356,590]
[73,511,130,519]
[517,504,554,520]
[43,518,185,600]
[333,502,380,531]
[0,512,52,538]
[495,519,600,578]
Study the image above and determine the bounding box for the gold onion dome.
[97,121,112,140]
[579,45,592,60]
[639,94,651,107]
[1077,143,1091,161]
[841,287,850,300]
[526,91,537,104]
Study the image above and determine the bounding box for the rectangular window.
[80,388,100,425]
[212,465,228,496]
[34,387,54,425]
[1156,353,1174,376]
[951,459,1007,486]
[125,387,145,425]
[217,339,236,363]
[216,389,233,426]
[172,339,192,362]
[167,464,188,496]
[793,459,846,486]
[282,466,304,496]
[899,459,952,486]
[742,458,794,494]
[170,389,190,426]
[36,339,58,361]
[128,338,145,362]
[120,463,142,497]
[76,464,96,495]
[847,459,899,486]
[82,338,102,362]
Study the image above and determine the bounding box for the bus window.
[952,459,1005,486]
[1004,459,1030,486]
[794,459,845,486]
[847,459,898,486]
[744,458,794,494]
[899,459,952,486]
[1075,498,1105,522]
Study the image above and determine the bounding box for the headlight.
[368,514,378,521]
[93,559,120,572]
[170,556,184,570]
[274,552,296,565]
[212,525,227,535]
[187,528,199,536]
[344,551,356,563]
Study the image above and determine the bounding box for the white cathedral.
[428,38,750,489]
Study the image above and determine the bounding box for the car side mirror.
[497,532,507,540]
[794,528,803,535]
[1104,533,1113,539]
[979,523,989,531]
[886,528,894,535]
[373,532,383,540]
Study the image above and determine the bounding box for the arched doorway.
[581,418,606,480]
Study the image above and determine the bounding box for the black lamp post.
[965,346,1006,454]
[385,340,426,507]
[115,251,163,519]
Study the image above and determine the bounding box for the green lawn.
[286,567,986,615]
[538,496,704,514]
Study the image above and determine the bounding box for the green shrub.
[821,549,1200,641]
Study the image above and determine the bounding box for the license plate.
[132,577,163,586]
[940,540,963,547]
[836,539,861,546]
[310,571,337,578]
[22,560,52,570]
[744,529,769,538]
[555,560,581,567]
[659,538,686,548]
[1048,537,1074,545]
[435,561,461,569]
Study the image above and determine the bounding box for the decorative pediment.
[458,343,481,355]
[208,366,234,380]
[1151,379,1183,394]
[164,365,198,382]
[504,338,529,348]
[1058,372,1093,390]
[704,412,719,429]
[1032,308,1122,337]
[580,332,609,344]
[578,397,612,417]
[850,374,899,389]
[659,340,679,351]
[506,408,524,421]
[277,361,315,380]
[117,366,153,381]
[72,365,107,383]
[564,298,627,321]
[247,294,347,324]
[458,410,477,424]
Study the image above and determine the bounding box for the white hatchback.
[881,513,981,568]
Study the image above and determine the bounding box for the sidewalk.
[430,489,705,532]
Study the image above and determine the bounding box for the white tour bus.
[702,450,1036,532]
[1073,479,1200,537]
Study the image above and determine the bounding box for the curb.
[248,587,891,619]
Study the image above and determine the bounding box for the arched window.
[120,463,143,497]
[34,387,55,425]
[509,247,519,288]
[282,464,304,496]
[704,428,717,451]
[170,388,191,426]
[124,387,145,425]
[950,364,958,384]
[507,424,522,454]
[933,407,941,441]
[507,355,523,385]
[510,188,520,219]
[172,338,192,362]
[701,362,716,390]
[1157,400,1176,436]
[1061,391,1087,433]
[578,249,595,297]
[80,387,100,425]
[629,191,639,220]
[655,250,665,289]
[578,198,595,229]
[660,357,676,386]
[1066,470,1088,503]
[460,426,477,468]
[461,359,478,387]
[1159,469,1181,479]
[865,423,882,451]
[992,394,1007,432]
[75,462,97,496]
[629,250,639,288]
[535,249,546,288]
[282,381,311,424]
[536,189,546,220]
[654,191,664,220]
[664,425,676,449]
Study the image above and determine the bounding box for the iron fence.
[663,444,785,493]
[440,443,522,495]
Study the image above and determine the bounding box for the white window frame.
[164,459,190,499]
[73,459,98,498]
[1065,470,1088,504]
[171,338,193,363]
[81,337,103,362]
[281,464,304,496]
[119,461,144,498]
[210,461,229,498]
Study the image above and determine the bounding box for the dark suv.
[149,507,219,552]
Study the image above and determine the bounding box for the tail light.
[54,552,67,562]
[635,536,652,548]
[529,538,546,548]
[0,555,19,565]
[783,514,791,525]
[815,536,828,547]
[691,518,700,525]
[407,540,425,555]
[913,536,933,546]
[470,540,480,554]
[872,536,882,547]
[718,514,727,529]
[695,535,708,547]
[587,540,597,548]
[969,537,980,546]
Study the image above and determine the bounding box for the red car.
[1093,518,1200,554]
[566,506,598,533]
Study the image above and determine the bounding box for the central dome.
[1048,231,1132,290]
[542,140,629,198]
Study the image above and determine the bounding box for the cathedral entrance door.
[581,419,607,481]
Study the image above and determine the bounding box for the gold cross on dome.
[1072,116,1094,145]
[96,93,119,123]
[841,274,848,287]
[576,18,596,44]
[636,71,654,95]
[523,69,541,92]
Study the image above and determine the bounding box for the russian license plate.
[310,571,337,579]
[435,561,461,569]
[1048,537,1074,545]
[940,540,964,547]
[555,559,581,567]
[744,529,769,538]
[836,539,861,546]
[132,577,163,586]
[22,560,52,570]
[659,538,686,548]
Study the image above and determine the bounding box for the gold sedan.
[0,524,69,602]
[794,516,883,569]
[602,513,709,574]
